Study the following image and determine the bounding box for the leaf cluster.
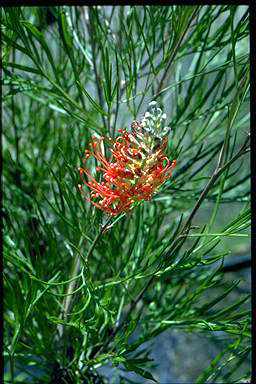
[3,5,250,383]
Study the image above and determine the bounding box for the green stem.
[58,216,113,338]
[9,354,14,384]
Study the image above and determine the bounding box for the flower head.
[78,101,176,215]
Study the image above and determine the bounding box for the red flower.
[78,102,176,215]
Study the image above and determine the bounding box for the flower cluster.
[78,101,176,215]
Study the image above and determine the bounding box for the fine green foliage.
[3,5,250,384]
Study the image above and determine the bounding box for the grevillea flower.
[78,101,176,215]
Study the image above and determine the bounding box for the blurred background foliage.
[2,5,251,383]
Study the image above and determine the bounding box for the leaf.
[4,234,35,274]
[124,319,137,339]
[21,20,58,80]
[76,80,108,115]
[2,31,29,56]
[123,361,157,382]
[198,281,240,314]
[207,293,251,321]
[2,62,42,75]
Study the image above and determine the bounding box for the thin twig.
[156,6,200,96]
[11,47,21,187]
[87,7,107,131]
[57,216,112,338]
